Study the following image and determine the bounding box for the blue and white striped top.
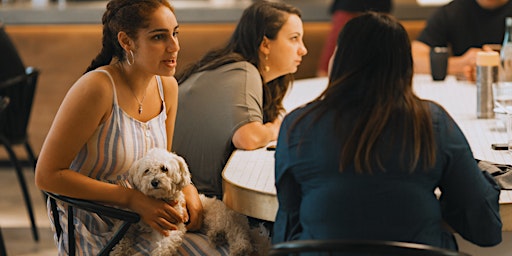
[50,69,168,255]
[48,70,231,255]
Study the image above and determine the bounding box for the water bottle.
[501,17,512,82]
[476,51,500,119]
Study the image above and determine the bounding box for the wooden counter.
[0,20,425,162]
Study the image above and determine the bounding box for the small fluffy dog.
[111,148,253,256]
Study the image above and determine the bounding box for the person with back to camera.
[273,11,502,250]
[34,0,232,254]
[172,0,307,200]
[316,0,392,77]
[412,0,512,81]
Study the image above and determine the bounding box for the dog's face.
[129,148,191,200]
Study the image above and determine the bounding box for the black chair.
[0,226,6,256]
[0,22,40,242]
[0,96,8,111]
[45,192,140,256]
[268,240,472,256]
[0,96,9,256]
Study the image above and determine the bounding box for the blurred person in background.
[412,0,512,81]
[316,0,392,77]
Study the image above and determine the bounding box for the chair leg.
[0,226,7,256]
[0,138,39,242]
[68,205,75,256]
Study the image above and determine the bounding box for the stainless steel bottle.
[476,51,500,119]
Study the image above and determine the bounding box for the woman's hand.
[450,47,481,82]
[264,115,283,141]
[233,115,284,150]
[128,189,185,236]
[183,184,204,231]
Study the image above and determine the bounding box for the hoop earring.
[126,50,134,66]
[264,54,270,72]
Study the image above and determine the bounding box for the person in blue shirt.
[273,11,502,250]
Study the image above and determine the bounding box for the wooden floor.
[0,167,57,256]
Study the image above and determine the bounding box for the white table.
[222,74,512,228]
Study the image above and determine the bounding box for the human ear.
[117,31,133,51]
[259,36,271,55]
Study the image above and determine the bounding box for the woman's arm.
[273,117,302,243]
[183,184,203,231]
[35,72,183,236]
[437,109,502,246]
[230,62,282,150]
[35,72,119,201]
[232,117,282,150]
[412,40,481,81]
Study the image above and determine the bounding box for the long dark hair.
[176,0,301,122]
[295,12,435,173]
[85,0,174,73]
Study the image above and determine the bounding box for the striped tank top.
[50,69,168,255]
[49,70,231,255]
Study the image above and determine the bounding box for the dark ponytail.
[84,0,174,73]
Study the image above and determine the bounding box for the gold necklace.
[129,86,147,114]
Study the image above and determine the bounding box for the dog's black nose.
[151,179,159,188]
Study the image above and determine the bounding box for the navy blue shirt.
[330,0,392,13]
[273,101,502,249]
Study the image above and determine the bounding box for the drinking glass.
[507,113,512,152]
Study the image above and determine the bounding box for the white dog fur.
[111,148,254,256]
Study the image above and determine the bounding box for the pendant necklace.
[117,63,147,114]
[129,86,147,115]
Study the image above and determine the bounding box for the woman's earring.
[264,54,270,72]
[126,50,135,66]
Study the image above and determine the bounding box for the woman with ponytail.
[172,0,308,200]
[34,0,229,254]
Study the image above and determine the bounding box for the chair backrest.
[268,240,472,256]
[0,21,39,144]
[0,22,26,84]
[0,67,39,144]
[0,96,9,113]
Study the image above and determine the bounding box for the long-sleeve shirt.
[273,101,502,250]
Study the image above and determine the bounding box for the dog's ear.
[175,154,192,186]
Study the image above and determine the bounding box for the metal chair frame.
[0,21,40,242]
[46,192,140,256]
[269,240,472,256]
[0,67,40,242]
